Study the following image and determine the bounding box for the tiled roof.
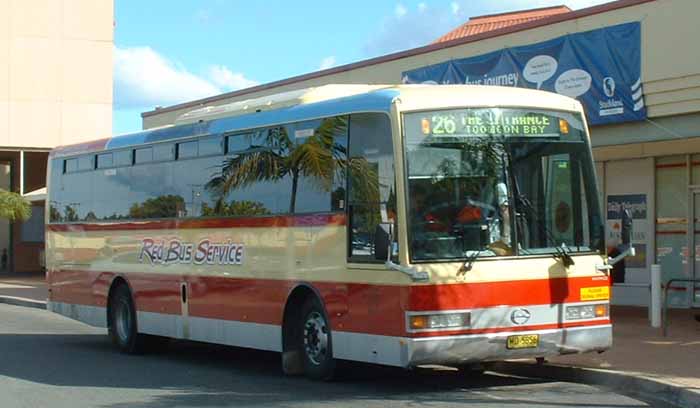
[433,5,573,44]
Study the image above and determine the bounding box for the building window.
[655,155,687,306]
[21,204,45,242]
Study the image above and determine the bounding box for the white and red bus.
[46,84,615,380]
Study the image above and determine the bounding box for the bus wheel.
[300,297,335,380]
[108,284,146,354]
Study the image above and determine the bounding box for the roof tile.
[433,5,572,44]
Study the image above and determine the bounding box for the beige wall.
[0,0,113,149]
[143,0,700,130]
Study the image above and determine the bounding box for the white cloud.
[209,65,259,90]
[364,0,613,57]
[319,56,337,70]
[394,4,407,18]
[113,46,257,110]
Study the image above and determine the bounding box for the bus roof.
[51,84,581,158]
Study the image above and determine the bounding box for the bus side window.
[347,113,397,262]
[292,116,348,214]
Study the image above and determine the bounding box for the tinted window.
[134,147,153,164]
[292,117,348,213]
[78,156,94,171]
[199,135,223,156]
[206,127,293,216]
[64,158,78,173]
[50,118,352,223]
[227,133,251,153]
[114,150,132,166]
[153,143,174,161]
[347,113,396,262]
[177,141,198,159]
[96,153,113,169]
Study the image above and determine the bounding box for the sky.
[113,0,612,135]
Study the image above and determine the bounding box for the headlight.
[408,312,471,330]
[566,304,608,320]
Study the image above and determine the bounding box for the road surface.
[0,303,675,408]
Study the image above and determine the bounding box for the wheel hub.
[114,298,131,344]
[303,312,328,365]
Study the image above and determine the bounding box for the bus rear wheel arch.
[281,285,335,380]
[107,279,154,354]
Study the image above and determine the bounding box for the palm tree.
[207,116,364,214]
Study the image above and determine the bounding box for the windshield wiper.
[459,250,481,275]
[515,191,575,267]
[505,149,575,267]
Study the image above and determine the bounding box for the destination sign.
[420,110,567,138]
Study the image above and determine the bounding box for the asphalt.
[0,302,674,408]
[1,273,698,407]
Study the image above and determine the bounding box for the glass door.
[692,191,700,307]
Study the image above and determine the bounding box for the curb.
[491,361,700,408]
[0,295,47,310]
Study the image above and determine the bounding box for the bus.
[46,84,618,380]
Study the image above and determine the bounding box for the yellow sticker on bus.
[580,286,610,301]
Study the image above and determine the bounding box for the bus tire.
[108,284,147,354]
[299,296,335,380]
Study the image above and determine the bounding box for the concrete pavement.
[1,273,698,406]
[0,273,46,309]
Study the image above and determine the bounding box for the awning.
[23,187,46,202]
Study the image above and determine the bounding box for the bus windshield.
[404,107,604,262]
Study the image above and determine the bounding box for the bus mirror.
[374,223,392,261]
[621,209,632,246]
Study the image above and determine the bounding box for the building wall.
[142,0,700,130]
[0,0,114,149]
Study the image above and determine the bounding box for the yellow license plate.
[506,334,539,349]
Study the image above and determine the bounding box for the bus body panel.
[47,212,610,366]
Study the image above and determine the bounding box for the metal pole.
[650,264,661,328]
[19,150,24,195]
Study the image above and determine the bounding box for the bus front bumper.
[404,324,611,367]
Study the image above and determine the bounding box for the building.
[0,0,113,273]
[141,0,700,309]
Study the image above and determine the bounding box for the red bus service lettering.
[139,238,243,266]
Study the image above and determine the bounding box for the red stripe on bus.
[48,270,609,337]
[406,275,610,311]
[46,213,346,232]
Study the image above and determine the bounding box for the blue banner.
[402,22,645,126]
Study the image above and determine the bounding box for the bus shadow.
[0,333,653,408]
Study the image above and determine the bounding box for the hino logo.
[510,308,531,325]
